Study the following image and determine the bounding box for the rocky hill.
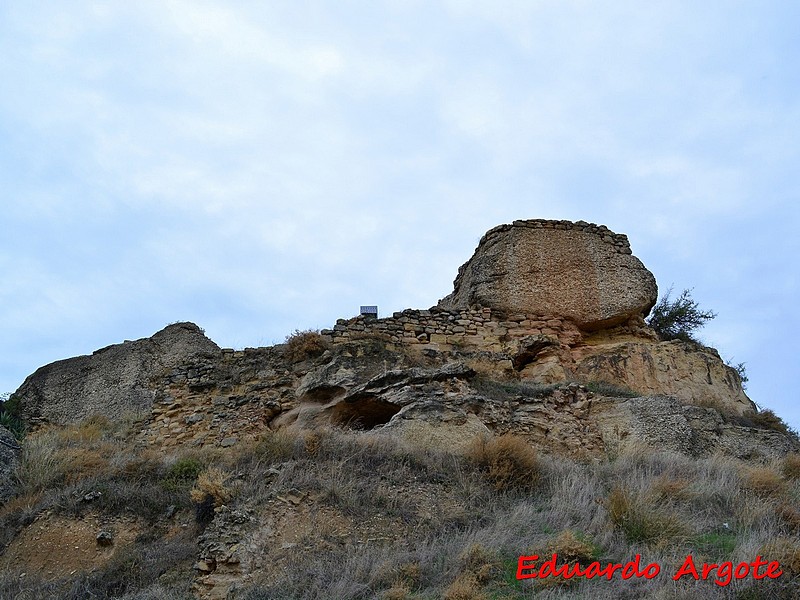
[1,219,798,599]
[8,219,786,458]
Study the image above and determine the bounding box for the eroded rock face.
[0,425,20,504]
[438,219,658,330]
[591,395,797,460]
[572,340,756,414]
[15,322,220,426]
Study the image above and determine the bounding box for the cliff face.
[9,220,793,459]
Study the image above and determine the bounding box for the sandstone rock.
[378,402,492,451]
[438,219,657,329]
[572,340,755,414]
[591,395,797,459]
[14,322,221,427]
[0,424,20,503]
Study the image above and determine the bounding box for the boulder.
[14,322,220,427]
[438,219,657,330]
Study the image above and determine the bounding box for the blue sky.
[1,1,798,430]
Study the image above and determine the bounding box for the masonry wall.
[322,307,583,350]
[480,218,632,255]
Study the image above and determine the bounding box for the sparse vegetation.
[582,380,638,398]
[646,286,717,343]
[284,329,329,362]
[722,408,800,442]
[467,433,542,493]
[3,421,800,598]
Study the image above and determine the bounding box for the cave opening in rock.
[330,396,401,430]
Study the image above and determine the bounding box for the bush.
[284,329,329,362]
[190,467,231,524]
[0,392,25,440]
[605,485,686,544]
[163,457,204,491]
[466,434,541,492]
[646,287,717,342]
[783,453,800,480]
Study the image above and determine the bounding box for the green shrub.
[162,457,204,491]
[646,287,716,342]
[0,392,25,440]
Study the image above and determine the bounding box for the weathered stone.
[572,340,755,414]
[14,322,221,426]
[96,530,113,546]
[0,425,20,503]
[438,219,657,330]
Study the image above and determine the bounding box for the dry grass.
[443,573,486,600]
[544,530,599,565]
[56,414,111,444]
[5,419,800,599]
[466,434,541,492]
[190,467,231,507]
[605,485,687,545]
[759,537,800,576]
[284,329,330,362]
[742,466,786,497]
[782,452,800,480]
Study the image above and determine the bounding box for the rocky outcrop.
[0,425,21,504]
[591,395,797,460]
[10,219,794,462]
[438,219,658,330]
[572,339,755,414]
[15,322,220,426]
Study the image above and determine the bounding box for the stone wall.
[142,347,292,449]
[322,307,582,350]
[479,219,633,254]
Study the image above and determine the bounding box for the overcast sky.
[1,2,798,430]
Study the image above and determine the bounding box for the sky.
[1,1,798,430]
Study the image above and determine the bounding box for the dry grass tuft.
[254,429,299,462]
[381,586,410,600]
[650,474,693,501]
[782,452,800,480]
[190,467,232,507]
[303,430,322,456]
[62,446,112,484]
[545,530,598,565]
[284,329,329,362]
[57,414,112,444]
[458,543,497,584]
[742,467,786,497]
[466,434,541,492]
[759,537,800,576]
[605,485,686,544]
[443,573,486,600]
[777,502,800,532]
